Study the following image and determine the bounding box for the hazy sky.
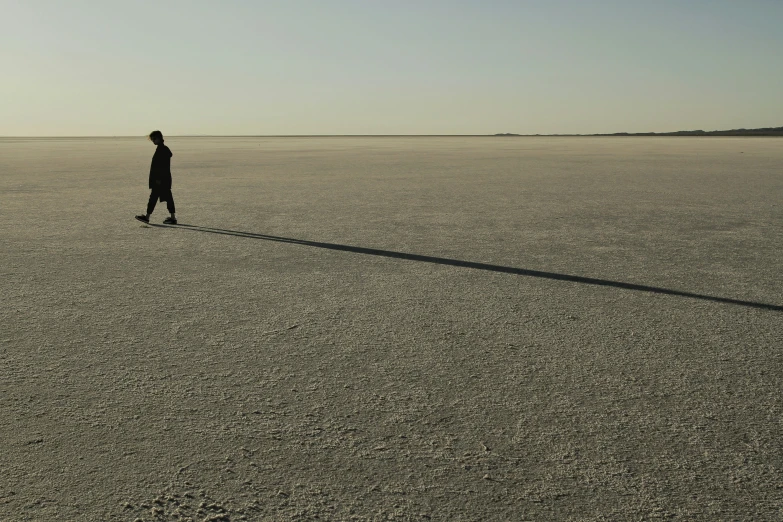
[2,0,782,136]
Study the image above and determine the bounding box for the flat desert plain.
[1,137,782,521]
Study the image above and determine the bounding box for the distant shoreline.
[0,132,783,136]
[494,127,783,137]
[2,127,782,139]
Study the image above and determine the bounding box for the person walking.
[135,130,177,224]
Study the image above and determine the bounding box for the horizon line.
[3,133,783,139]
[3,126,782,139]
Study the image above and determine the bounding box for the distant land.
[495,126,783,137]
[4,126,782,138]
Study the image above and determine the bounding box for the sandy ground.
[1,136,782,521]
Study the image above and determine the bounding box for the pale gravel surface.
[1,137,782,521]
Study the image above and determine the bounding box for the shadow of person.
[154,223,783,312]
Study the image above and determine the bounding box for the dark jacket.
[149,144,173,190]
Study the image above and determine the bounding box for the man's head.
[148,130,164,145]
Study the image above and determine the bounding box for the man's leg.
[165,191,176,216]
[146,189,158,216]
[162,190,177,224]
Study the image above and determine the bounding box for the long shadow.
[154,223,783,312]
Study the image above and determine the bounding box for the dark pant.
[147,188,176,215]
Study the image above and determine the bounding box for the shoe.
[163,217,178,225]
[135,215,149,223]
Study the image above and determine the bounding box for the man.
[135,130,177,225]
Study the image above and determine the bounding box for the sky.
[2,0,782,136]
